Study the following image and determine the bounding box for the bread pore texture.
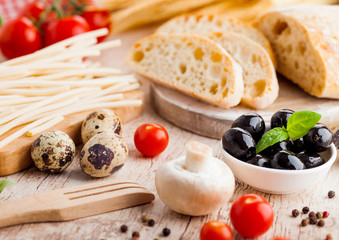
[208,32,278,109]
[127,34,244,108]
[156,14,276,67]
[259,6,339,98]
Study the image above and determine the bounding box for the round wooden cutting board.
[151,77,339,139]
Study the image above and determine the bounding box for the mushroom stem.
[185,141,213,173]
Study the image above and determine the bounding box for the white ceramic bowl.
[220,141,337,194]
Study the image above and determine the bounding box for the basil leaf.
[256,127,289,153]
[287,110,321,141]
[0,179,15,194]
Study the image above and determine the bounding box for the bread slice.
[127,34,244,108]
[156,14,276,67]
[258,6,339,99]
[207,32,278,109]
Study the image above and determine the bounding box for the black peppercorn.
[317,219,325,227]
[301,219,308,226]
[132,231,140,238]
[162,228,171,237]
[302,206,310,214]
[292,209,299,217]
[309,216,317,225]
[308,211,316,219]
[120,224,128,233]
[148,219,155,227]
[328,190,335,198]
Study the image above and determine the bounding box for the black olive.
[271,150,305,170]
[271,109,294,128]
[222,127,256,161]
[287,138,305,153]
[298,152,325,169]
[247,154,271,168]
[231,113,265,142]
[261,140,288,157]
[304,124,333,152]
[333,129,339,149]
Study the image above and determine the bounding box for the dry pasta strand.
[26,115,64,137]
[0,29,142,150]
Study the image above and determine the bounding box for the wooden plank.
[151,77,339,139]
[0,91,144,176]
[0,26,338,240]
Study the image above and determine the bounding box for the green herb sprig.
[0,179,16,194]
[256,110,321,153]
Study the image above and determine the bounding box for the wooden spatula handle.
[0,195,51,228]
[0,180,155,228]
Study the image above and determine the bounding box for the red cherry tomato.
[81,10,111,42]
[230,194,274,238]
[271,238,292,240]
[134,123,169,157]
[0,17,42,59]
[20,1,45,21]
[200,220,233,240]
[43,15,90,46]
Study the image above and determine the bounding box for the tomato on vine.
[0,17,42,59]
[20,1,45,21]
[43,15,90,46]
[81,9,111,42]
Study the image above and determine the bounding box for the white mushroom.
[155,141,235,216]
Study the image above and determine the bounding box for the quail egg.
[31,130,75,173]
[80,132,128,177]
[81,109,122,144]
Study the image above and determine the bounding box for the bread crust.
[156,14,277,68]
[259,6,339,99]
[127,34,244,108]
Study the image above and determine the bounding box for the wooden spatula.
[0,179,155,228]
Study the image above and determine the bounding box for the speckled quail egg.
[31,130,75,173]
[81,109,122,144]
[80,132,128,177]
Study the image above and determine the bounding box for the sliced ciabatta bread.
[258,6,339,99]
[156,14,276,67]
[207,32,278,109]
[127,34,244,108]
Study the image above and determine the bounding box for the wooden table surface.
[0,27,338,240]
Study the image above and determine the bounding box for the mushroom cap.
[81,109,122,144]
[80,132,128,177]
[155,156,235,216]
[31,130,75,173]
